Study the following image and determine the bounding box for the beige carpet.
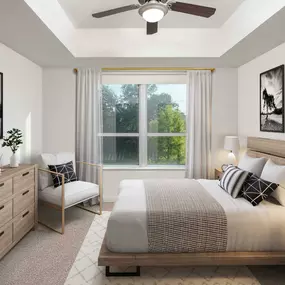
[0,206,95,285]
[65,212,260,285]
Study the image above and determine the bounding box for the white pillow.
[271,186,285,206]
[38,152,76,191]
[238,153,267,177]
[260,159,285,206]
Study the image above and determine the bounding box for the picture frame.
[0,72,3,139]
[260,65,284,133]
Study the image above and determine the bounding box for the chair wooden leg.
[38,203,65,235]
[61,207,65,234]
[99,196,102,215]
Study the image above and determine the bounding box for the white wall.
[42,69,76,153]
[43,67,238,201]
[0,43,42,165]
[212,68,238,169]
[238,42,285,145]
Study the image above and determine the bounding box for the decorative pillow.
[260,159,285,206]
[219,165,250,198]
[38,152,76,190]
[260,159,285,184]
[48,161,77,188]
[241,174,278,206]
[238,154,267,177]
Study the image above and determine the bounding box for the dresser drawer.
[13,205,34,242]
[0,178,12,200]
[13,169,35,194]
[13,188,34,217]
[0,200,13,228]
[0,223,13,253]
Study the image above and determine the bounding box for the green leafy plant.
[2,128,23,154]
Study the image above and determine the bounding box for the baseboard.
[103,196,117,203]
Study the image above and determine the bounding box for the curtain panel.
[75,68,102,184]
[185,70,212,179]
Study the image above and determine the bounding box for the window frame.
[101,74,187,168]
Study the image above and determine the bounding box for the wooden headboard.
[247,137,285,165]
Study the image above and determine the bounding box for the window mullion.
[139,84,147,167]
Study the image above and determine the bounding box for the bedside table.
[215,168,223,180]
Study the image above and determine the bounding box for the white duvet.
[106,179,285,253]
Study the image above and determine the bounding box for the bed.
[98,137,285,276]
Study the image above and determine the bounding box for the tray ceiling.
[12,0,285,61]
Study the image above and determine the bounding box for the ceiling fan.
[92,0,216,35]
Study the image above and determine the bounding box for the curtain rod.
[73,67,215,73]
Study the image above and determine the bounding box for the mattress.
[106,179,285,253]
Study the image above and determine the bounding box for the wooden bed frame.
[98,137,285,276]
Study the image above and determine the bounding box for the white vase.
[10,153,19,168]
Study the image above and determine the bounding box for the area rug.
[0,206,95,285]
[65,212,260,285]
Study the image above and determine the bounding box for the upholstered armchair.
[38,152,102,234]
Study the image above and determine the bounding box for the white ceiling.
[1,0,285,68]
[58,0,245,29]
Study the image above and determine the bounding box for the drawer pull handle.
[22,211,29,218]
[22,172,30,177]
[0,205,4,210]
[0,231,4,237]
[0,183,4,187]
[22,190,29,196]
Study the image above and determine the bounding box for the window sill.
[103,165,185,171]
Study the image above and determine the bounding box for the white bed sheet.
[106,179,285,253]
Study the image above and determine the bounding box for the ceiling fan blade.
[170,2,216,18]
[147,22,158,35]
[92,4,140,18]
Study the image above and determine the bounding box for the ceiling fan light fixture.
[143,8,164,22]
[139,1,168,23]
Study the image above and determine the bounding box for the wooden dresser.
[0,164,37,260]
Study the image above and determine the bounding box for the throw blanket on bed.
[144,179,228,253]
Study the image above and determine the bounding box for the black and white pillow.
[241,174,278,206]
[219,165,250,198]
[48,161,77,188]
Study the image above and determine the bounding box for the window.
[102,76,186,167]
[147,84,186,165]
[102,84,139,165]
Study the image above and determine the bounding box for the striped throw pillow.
[219,165,250,198]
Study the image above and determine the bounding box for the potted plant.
[2,128,23,167]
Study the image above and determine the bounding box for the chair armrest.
[76,161,102,169]
[38,167,65,178]
[76,162,103,185]
[38,168,65,208]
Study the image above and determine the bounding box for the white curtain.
[76,68,102,183]
[185,70,212,179]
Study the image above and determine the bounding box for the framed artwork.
[260,65,284,133]
[0,72,2,139]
